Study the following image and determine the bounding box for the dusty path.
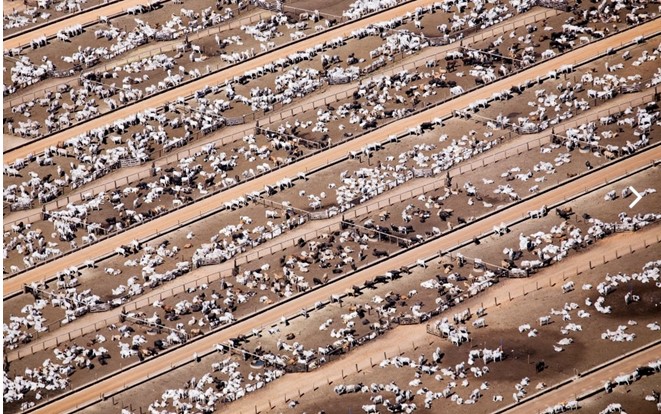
[2,7,265,130]
[3,0,441,160]
[5,170,440,360]
[3,0,148,50]
[26,148,661,414]
[3,6,557,222]
[3,133,26,150]
[5,23,655,296]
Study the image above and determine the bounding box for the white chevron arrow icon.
[628,186,643,209]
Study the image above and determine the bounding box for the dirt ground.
[578,374,661,414]
[73,220,661,414]
[5,85,654,402]
[5,94,655,348]
[260,233,661,414]
[3,0,246,84]
[4,2,661,413]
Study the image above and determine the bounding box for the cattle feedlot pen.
[3,0,661,414]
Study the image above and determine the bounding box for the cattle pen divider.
[339,89,659,222]
[4,0,124,42]
[4,7,271,110]
[5,4,563,150]
[4,0,432,152]
[2,6,615,232]
[3,88,659,289]
[9,219,343,357]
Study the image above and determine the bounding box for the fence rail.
[5,4,555,138]
[3,5,559,169]
[4,0,412,134]
[8,18,661,414]
[340,89,658,220]
[4,85,658,286]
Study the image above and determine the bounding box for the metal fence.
[4,5,559,159]
[9,146,661,363]
[4,74,658,288]
[12,208,661,361]
[339,89,658,222]
[119,158,144,168]
[8,201,33,212]
[5,3,555,139]
[428,24,482,47]
[282,5,346,23]
[444,252,511,277]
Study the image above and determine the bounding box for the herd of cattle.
[3,0,661,412]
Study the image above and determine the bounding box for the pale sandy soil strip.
[88,222,661,414]
[3,0,442,160]
[11,1,651,164]
[3,9,266,154]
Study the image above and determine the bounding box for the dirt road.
[3,5,557,223]
[5,23,655,296]
[6,87,650,360]
[27,147,661,414]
